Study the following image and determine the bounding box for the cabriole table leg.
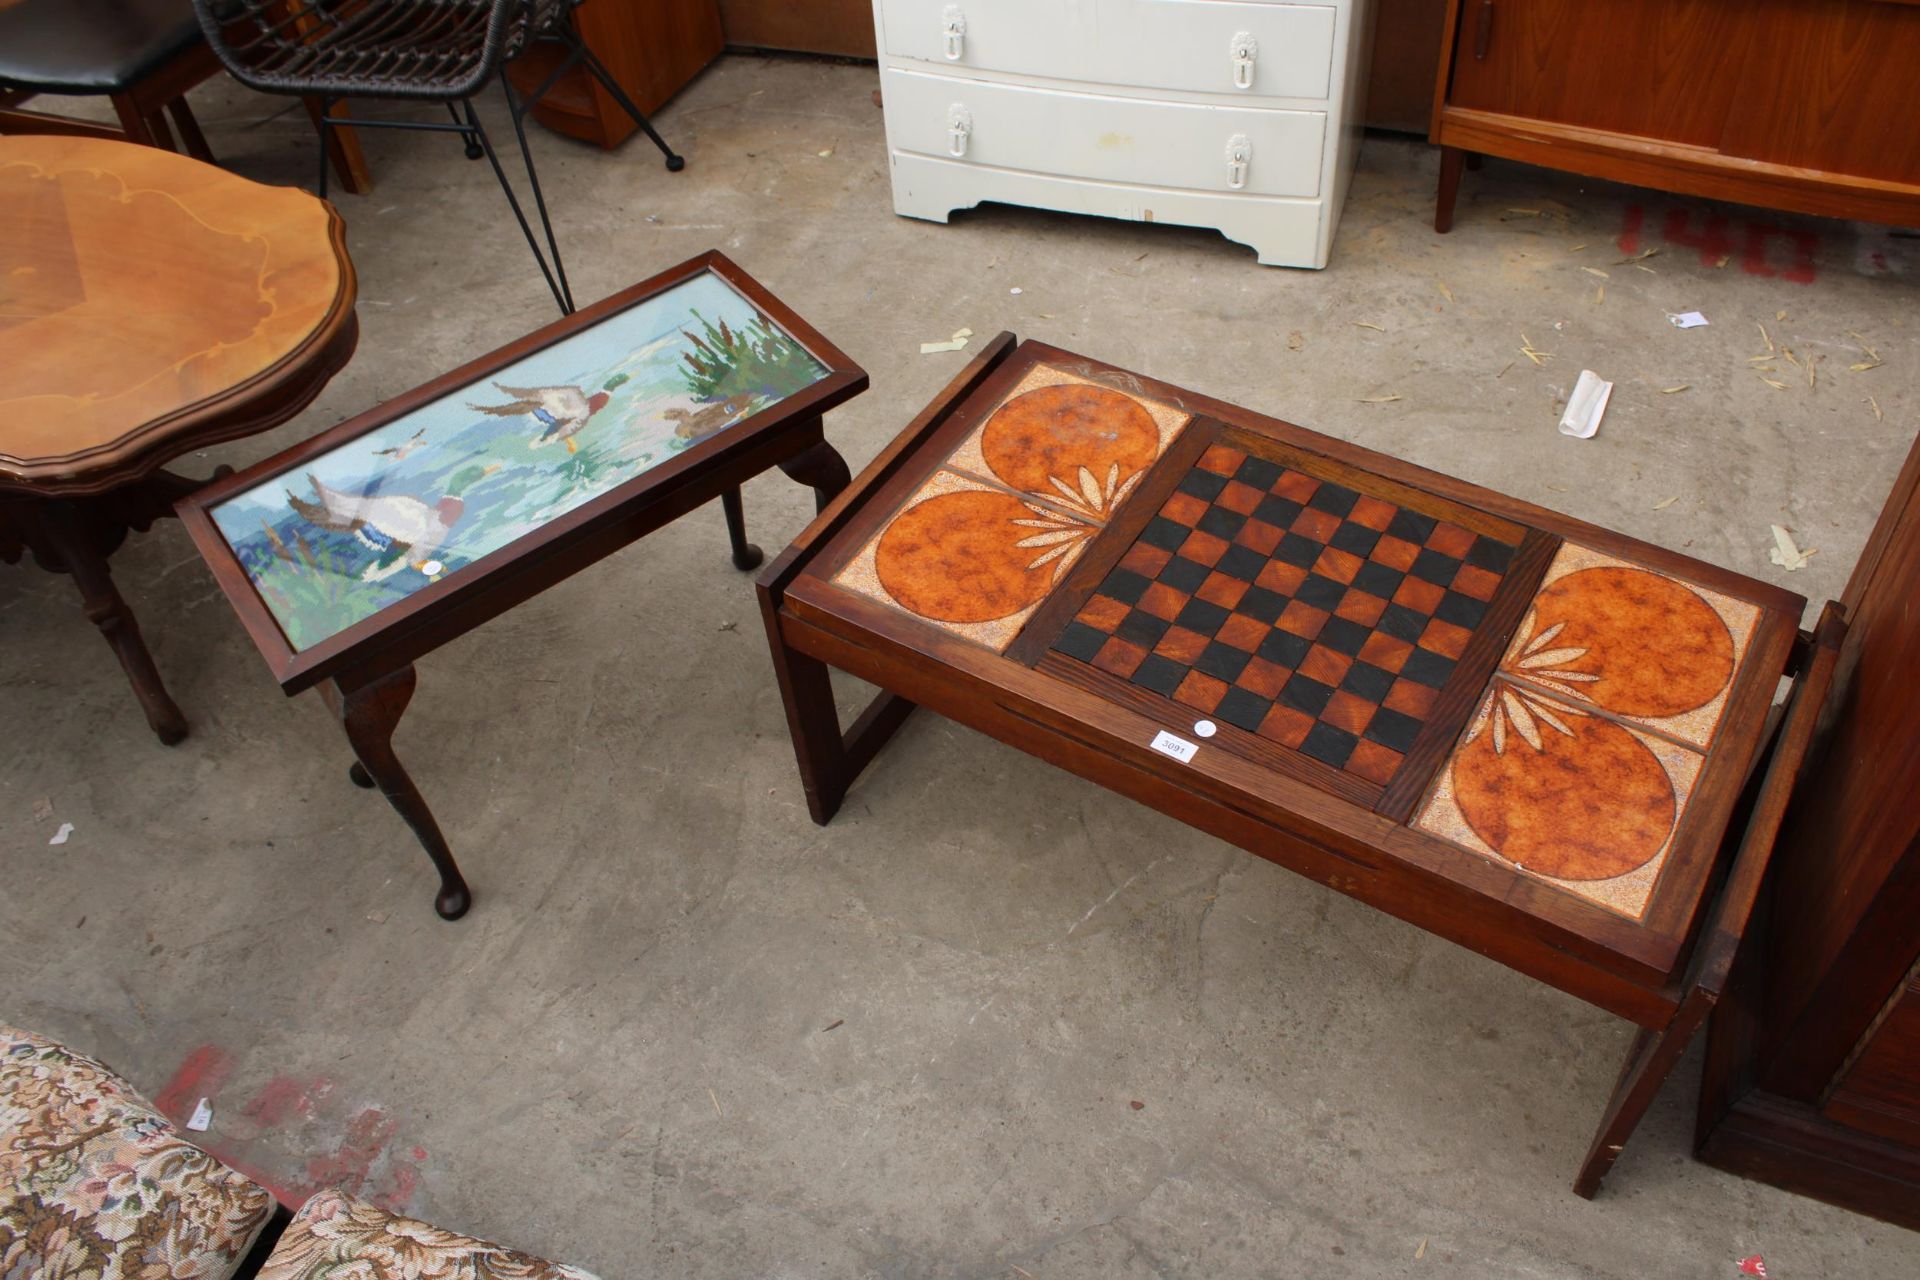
[322,665,472,921]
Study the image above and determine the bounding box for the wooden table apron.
[177,250,868,921]
[759,334,1808,1195]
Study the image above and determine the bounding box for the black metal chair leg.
[463,98,572,315]
[315,97,331,200]
[557,22,685,171]
[721,487,762,570]
[448,102,482,158]
[499,77,574,313]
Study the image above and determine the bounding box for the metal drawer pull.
[1226,135,1251,189]
[942,6,966,61]
[948,104,973,157]
[1475,0,1494,60]
[1231,32,1258,90]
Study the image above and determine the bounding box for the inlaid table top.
[778,340,1806,995]
[0,135,355,492]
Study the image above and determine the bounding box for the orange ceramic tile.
[1394,577,1446,612]
[1335,590,1389,626]
[1161,491,1210,525]
[1216,480,1265,515]
[1091,636,1148,678]
[1299,646,1354,687]
[1199,443,1246,474]
[1313,545,1364,584]
[1119,541,1173,578]
[1322,690,1377,735]
[1174,669,1228,712]
[1277,600,1328,639]
[1346,739,1403,785]
[1385,678,1438,718]
[1197,571,1250,610]
[1234,518,1284,556]
[1291,507,1342,542]
[1180,530,1230,566]
[1156,626,1211,664]
[1452,563,1503,601]
[1428,522,1477,559]
[1238,655,1292,698]
[1499,542,1761,750]
[1359,632,1414,673]
[1348,495,1398,532]
[1274,471,1320,503]
[1216,612,1271,653]
[1372,535,1420,571]
[1137,581,1187,621]
[1256,560,1309,596]
[1258,702,1316,749]
[1077,594,1132,631]
[1414,679,1707,918]
[1420,617,1474,660]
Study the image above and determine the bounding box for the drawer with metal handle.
[884,68,1327,198]
[879,0,1341,102]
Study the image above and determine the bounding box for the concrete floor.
[6,54,1919,1279]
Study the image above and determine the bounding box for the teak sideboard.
[1429,0,1920,231]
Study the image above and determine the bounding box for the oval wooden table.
[0,135,356,743]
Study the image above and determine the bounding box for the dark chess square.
[1049,442,1521,785]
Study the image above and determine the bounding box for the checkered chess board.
[1046,440,1522,786]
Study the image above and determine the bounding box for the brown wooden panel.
[1823,967,1920,1147]
[720,0,877,59]
[1368,0,1450,132]
[1718,0,1920,185]
[511,0,724,148]
[1444,0,1751,148]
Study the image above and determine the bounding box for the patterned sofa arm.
[1,1024,277,1280]
[258,1189,599,1279]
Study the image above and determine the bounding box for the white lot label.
[1150,730,1199,763]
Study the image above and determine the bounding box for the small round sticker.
[1193,720,1217,738]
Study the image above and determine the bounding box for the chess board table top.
[778,339,1805,1015]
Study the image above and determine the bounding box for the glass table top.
[211,269,828,651]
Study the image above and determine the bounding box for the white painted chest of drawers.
[870,0,1375,268]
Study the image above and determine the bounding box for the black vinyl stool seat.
[0,0,218,159]
[0,0,203,93]
[194,0,687,314]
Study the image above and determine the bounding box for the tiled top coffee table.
[757,335,1833,1196]
[180,252,865,919]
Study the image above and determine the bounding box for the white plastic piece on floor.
[187,1098,213,1132]
[1558,370,1613,439]
[1667,311,1710,329]
[1768,525,1816,571]
[48,822,73,846]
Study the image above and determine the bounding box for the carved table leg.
[720,486,763,571]
[29,499,188,745]
[778,438,853,514]
[320,666,472,921]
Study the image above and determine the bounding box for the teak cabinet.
[1695,431,1920,1230]
[1429,0,1920,230]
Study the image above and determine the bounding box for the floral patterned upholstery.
[1,1024,275,1280]
[258,1190,598,1280]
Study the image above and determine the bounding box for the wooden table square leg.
[28,499,188,745]
[321,666,472,920]
[1435,145,1466,233]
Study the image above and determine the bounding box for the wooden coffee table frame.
[180,251,866,920]
[759,333,1839,1195]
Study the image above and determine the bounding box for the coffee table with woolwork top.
[178,251,864,921]
[758,333,1843,1197]
[0,134,356,744]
